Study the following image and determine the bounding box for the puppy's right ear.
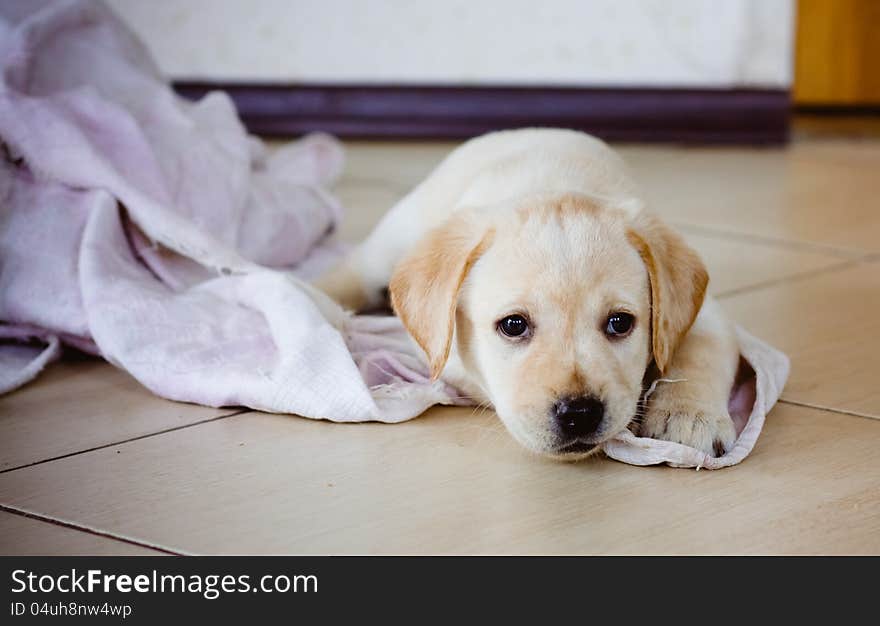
[389,210,493,380]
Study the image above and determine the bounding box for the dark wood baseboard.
[175,83,790,144]
[795,104,880,115]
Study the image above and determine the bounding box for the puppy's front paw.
[640,395,737,457]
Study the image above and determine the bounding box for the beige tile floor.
[1,126,879,555]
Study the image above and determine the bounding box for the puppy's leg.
[313,189,428,311]
[640,297,739,456]
[312,257,373,312]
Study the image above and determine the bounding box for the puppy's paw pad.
[640,404,736,457]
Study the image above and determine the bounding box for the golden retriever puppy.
[316,128,739,459]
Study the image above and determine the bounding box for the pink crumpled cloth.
[0,0,458,423]
[0,0,788,468]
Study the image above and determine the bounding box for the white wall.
[107,0,794,88]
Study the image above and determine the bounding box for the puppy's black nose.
[553,396,604,438]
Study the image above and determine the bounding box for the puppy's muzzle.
[553,395,604,443]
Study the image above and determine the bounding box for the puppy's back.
[444,128,639,210]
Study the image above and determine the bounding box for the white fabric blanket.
[0,0,788,468]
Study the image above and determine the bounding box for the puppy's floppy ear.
[627,211,708,374]
[390,210,493,379]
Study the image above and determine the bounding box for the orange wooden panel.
[795,0,880,105]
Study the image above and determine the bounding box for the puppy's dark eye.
[605,313,634,338]
[497,314,530,338]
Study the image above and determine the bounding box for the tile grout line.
[672,221,874,259]
[0,503,190,556]
[0,409,252,475]
[715,258,861,300]
[777,398,880,422]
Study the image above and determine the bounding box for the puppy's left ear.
[390,210,493,379]
[627,210,708,374]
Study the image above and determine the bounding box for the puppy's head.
[390,193,707,459]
